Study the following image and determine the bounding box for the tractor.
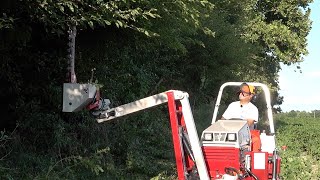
[62,82,281,180]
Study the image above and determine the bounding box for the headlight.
[203,133,213,141]
[226,133,237,142]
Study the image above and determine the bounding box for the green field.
[276,114,320,179]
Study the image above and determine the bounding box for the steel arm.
[96,91,169,123]
[63,86,209,179]
[96,90,209,180]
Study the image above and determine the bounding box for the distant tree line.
[279,110,320,118]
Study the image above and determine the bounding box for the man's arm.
[246,104,259,128]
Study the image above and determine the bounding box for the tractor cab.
[200,82,280,179]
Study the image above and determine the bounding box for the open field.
[276,114,320,179]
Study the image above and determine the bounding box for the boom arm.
[96,91,169,123]
[62,84,209,180]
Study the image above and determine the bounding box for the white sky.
[278,1,320,112]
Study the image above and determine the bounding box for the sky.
[278,1,320,112]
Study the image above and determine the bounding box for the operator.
[221,83,258,130]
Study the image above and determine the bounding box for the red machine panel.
[202,146,241,178]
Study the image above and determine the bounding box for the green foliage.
[281,110,320,118]
[0,15,14,29]
[276,115,320,179]
[243,0,313,63]
[21,0,161,35]
[0,0,313,179]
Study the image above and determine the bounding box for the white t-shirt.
[222,101,259,123]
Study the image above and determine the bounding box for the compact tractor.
[62,81,281,180]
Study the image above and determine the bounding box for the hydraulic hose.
[181,129,195,162]
[246,168,259,180]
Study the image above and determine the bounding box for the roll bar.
[211,82,275,134]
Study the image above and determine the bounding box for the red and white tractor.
[62,82,281,180]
